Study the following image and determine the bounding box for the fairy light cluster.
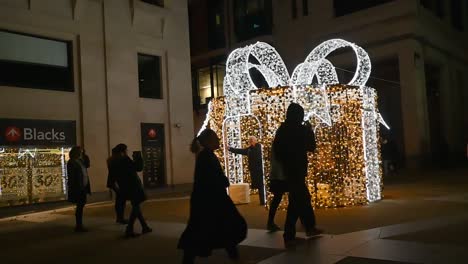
[0,147,70,207]
[199,39,387,208]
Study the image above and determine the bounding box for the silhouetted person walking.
[381,135,398,176]
[266,145,287,232]
[67,146,91,232]
[273,103,322,247]
[178,129,247,264]
[228,136,265,205]
[107,147,127,224]
[109,144,152,238]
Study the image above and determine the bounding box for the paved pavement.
[1,168,468,263]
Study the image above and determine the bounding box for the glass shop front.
[0,119,76,208]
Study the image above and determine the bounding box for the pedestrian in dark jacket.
[266,145,287,232]
[178,129,247,264]
[67,146,91,232]
[107,147,128,224]
[381,136,399,176]
[108,143,152,238]
[228,136,265,205]
[273,103,323,246]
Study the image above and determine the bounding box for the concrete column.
[398,40,430,167]
[103,0,140,153]
[163,0,196,185]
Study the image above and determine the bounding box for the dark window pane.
[420,0,431,9]
[420,0,444,18]
[334,0,394,17]
[141,0,164,7]
[451,0,463,30]
[292,0,298,19]
[234,0,273,41]
[207,0,225,50]
[0,30,73,92]
[303,0,309,16]
[138,54,162,99]
[434,0,444,17]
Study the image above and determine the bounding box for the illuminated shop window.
[0,147,70,207]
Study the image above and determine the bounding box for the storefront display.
[141,123,166,188]
[0,119,75,207]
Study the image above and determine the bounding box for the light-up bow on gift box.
[199,39,389,208]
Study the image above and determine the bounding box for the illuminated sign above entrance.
[0,119,76,146]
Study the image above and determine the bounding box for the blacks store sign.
[0,119,76,146]
[141,123,166,188]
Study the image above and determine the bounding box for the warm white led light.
[198,39,387,205]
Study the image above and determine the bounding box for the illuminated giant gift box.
[199,39,389,208]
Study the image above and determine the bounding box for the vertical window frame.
[292,0,298,19]
[302,0,309,16]
[137,53,163,100]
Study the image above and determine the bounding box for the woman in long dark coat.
[178,129,247,264]
[107,147,127,224]
[267,145,288,232]
[109,143,152,238]
[67,146,91,232]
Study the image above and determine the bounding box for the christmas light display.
[199,39,388,208]
[0,147,70,207]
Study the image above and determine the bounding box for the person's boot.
[182,251,195,264]
[74,225,88,233]
[305,227,323,237]
[283,238,297,249]
[124,225,139,238]
[142,225,153,234]
[116,218,129,225]
[226,246,240,260]
[283,233,297,249]
[267,223,281,232]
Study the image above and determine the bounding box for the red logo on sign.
[148,129,157,139]
[5,126,22,142]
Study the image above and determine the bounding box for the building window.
[292,0,298,19]
[0,30,73,92]
[138,54,162,99]
[334,0,394,17]
[208,0,226,50]
[234,0,273,41]
[193,63,225,106]
[302,0,309,16]
[303,0,309,16]
[450,0,463,31]
[420,0,444,18]
[141,0,164,7]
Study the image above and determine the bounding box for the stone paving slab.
[2,169,468,264]
[335,257,420,264]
